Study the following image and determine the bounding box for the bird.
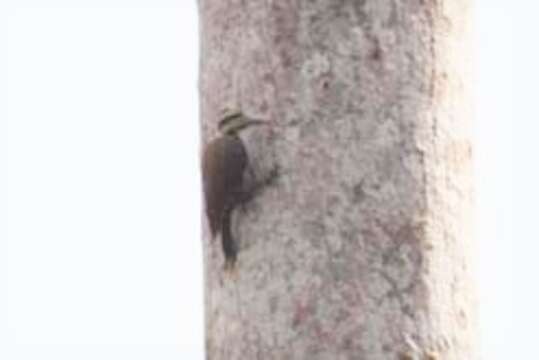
[202,108,267,270]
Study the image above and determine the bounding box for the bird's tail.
[221,208,237,270]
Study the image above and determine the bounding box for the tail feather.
[221,209,237,268]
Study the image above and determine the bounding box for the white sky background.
[0,0,531,359]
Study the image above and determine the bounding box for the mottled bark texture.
[199,0,476,359]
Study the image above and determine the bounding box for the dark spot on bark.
[321,78,330,90]
[382,222,425,265]
[259,100,269,113]
[280,52,293,68]
[302,220,326,249]
[335,307,350,324]
[269,295,279,314]
[398,222,425,245]
[326,194,340,214]
[352,0,368,25]
[309,13,321,25]
[352,180,366,203]
[343,336,353,350]
[370,37,382,61]
[262,72,273,83]
[340,228,356,245]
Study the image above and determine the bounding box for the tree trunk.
[199,0,476,359]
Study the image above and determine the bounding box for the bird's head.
[218,108,267,135]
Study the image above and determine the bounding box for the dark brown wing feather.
[202,135,247,238]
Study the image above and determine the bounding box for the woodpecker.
[202,109,267,270]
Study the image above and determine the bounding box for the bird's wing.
[202,138,227,237]
[202,135,248,238]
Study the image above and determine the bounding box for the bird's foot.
[223,258,238,279]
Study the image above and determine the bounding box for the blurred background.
[0,0,531,359]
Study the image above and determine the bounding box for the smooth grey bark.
[199,0,476,359]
